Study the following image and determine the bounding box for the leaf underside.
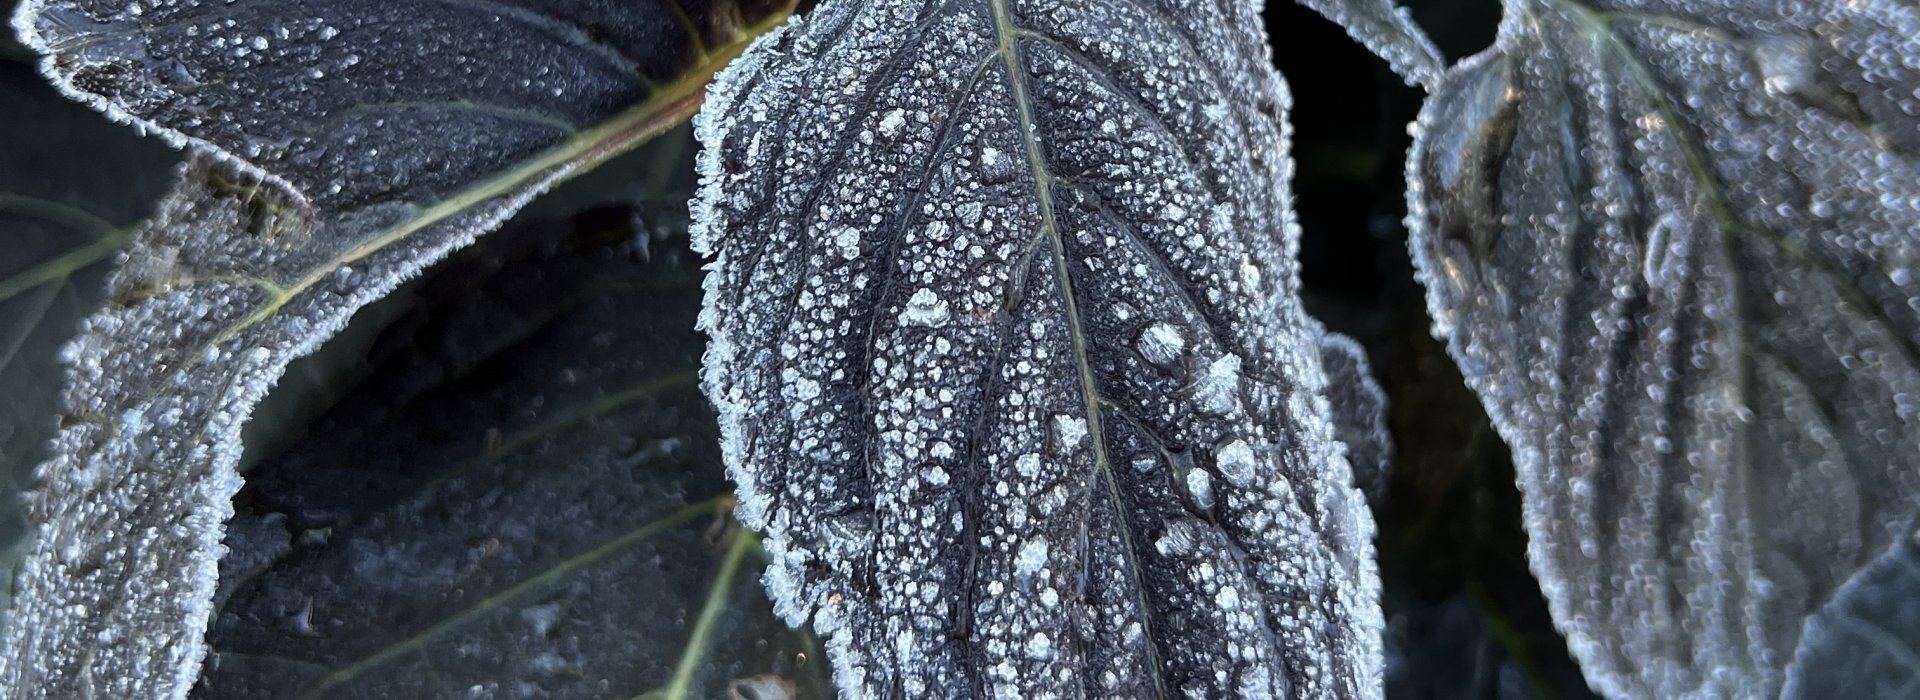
[2,1,794,696]
[195,211,827,700]
[1407,0,1920,696]
[694,0,1383,696]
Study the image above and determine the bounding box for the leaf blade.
[1782,530,1920,700]
[695,0,1384,695]
[0,52,178,648]
[196,212,824,700]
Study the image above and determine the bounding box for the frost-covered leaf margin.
[1292,0,1445,89]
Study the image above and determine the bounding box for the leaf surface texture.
[694,0,1383,695]
[2,1,795,695]
[195,213,826,700]
[1406,0,1920,696]
[0,46,176,642]
[1290,0,1444,88]
[1781,529,1920,700]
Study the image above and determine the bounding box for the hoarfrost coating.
[1407,0,1920,696]
[693,0,1385,696]
[2,0,798,695]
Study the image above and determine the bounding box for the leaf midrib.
[987,0,1169,695]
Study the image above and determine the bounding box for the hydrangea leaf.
[1406,1,1920,696]
[1,1,797,695]
[195,209,826,700]
[694,0,1383,695]
[0,48,176,646]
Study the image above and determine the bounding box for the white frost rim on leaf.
[11,0,307,208]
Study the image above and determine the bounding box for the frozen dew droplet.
[1215,584,1240,610]
[1754,37,1814,97]
[901,287,950,327]
[1016,537,1050,578]
[1154,520,1202,557]
[1052,414,1088,451]
[1641,212,1681,287]
[1136,322,1186,367]
[878,108,908,139]
[1026,632,1055,661]
[980,146,1017,184]
[1214,439,1257,487]
[1016,453,1043,479]
[1194,354,1243,415]
[821,512,875,559]
[1186,467,1215,510]
[833,226,862,260]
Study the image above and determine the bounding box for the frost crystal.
[1408,1,1920,697]
[1136,322,1186,367]
[693,0,1383,695]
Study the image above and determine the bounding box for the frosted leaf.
[1781,529,1920,700]
[195,224,828,699]
[695,0,1382,696]
[1406,1,1920,697]
[1292,0,1445,89]
[2,1,799,696]
[1318,333,1392,506]
[0,59,177,646]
